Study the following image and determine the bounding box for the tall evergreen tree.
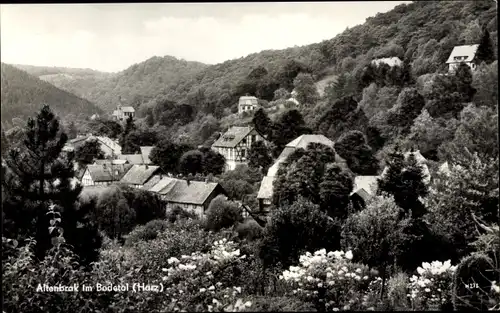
[252,108,273,139]
[377,148,428,218]
[2,105,101,262]
[475,27,495,65]
[248,140,273,174]
[334,130,380,175]
[119,115,137,153]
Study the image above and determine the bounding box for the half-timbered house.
[211,126,266,171]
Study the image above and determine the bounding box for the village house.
[119,164,161,189]
[446,44,479,73]
[211,126,266,171]
[63,135,122,158]
[116,146,154,165]
[371,56,403,67]
[112,105,135,121]
[349,175,380,211]
[257,134,346,211]
[238,96,259,114]
[116,154,144,165]
[146,176,227,217]
[80,162,132,187]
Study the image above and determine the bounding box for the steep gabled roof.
[211,126,254,148]
[161,180,224,206]
[140,146,154,165]
[119,165,160,185]
[446,44,479,64]
[86,163,133,182]
[147,176,178,193]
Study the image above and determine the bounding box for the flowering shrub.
[161,238,253,312]
[408,260,457,310]
[279,249,376,311]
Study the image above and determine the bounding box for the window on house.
[242,138,247,144]
[241,149,246,158]
[251,135,256,143]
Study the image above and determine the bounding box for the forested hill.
[0,63,103,129]
[137,1,497,108]
[13,56,209,112]
[8,1,497,117]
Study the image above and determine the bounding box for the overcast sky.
[1,2,410,73]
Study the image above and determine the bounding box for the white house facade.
[211,126,266,171]
[238,96,259,114]
[446,44,479,73]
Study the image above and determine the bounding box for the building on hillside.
[211,126,266,171]
[81,162,133,187]
[112,105,135,121]
[446,44,479,73]
[256,134,347,211]
[238,96,259,114]
[349,175,379,210]
[371,57,403,67]
[380,150,431,184]
[63,135,122,157]
[116,154,144,165]
[119,164,161,189]
[146,176,227,217]
[140,146,154,165]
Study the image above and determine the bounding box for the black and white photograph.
[1,1,499,312]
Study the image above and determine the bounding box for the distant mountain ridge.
[1,63,103,129]
[13,55,209,112]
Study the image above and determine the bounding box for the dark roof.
[142,174,163,190]
[151,178,224,206]
[86,163,133,182]
[119,165,160,185]
[211,126,254,148]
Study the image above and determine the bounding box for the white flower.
[206,271,212,276]
[355,268,362,274]
[162,268,168,272]
[234,286,242,293]
[208,285,215,291]
[425,288,431,293]
[200,288,206,293]
[363,276,369,280]
[417,267,425,275]
[345,250,353,260]
[318,283,323,288]
[244,301,252,308]
[315,249,327,256]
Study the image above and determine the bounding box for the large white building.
[256,134,346,211]
[112,105,135,121]
[211,126,266,171]
[63,135,122,158]
[446,44,479,73]
[238,96,259,114]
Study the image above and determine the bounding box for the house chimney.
[187,178,191,186]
